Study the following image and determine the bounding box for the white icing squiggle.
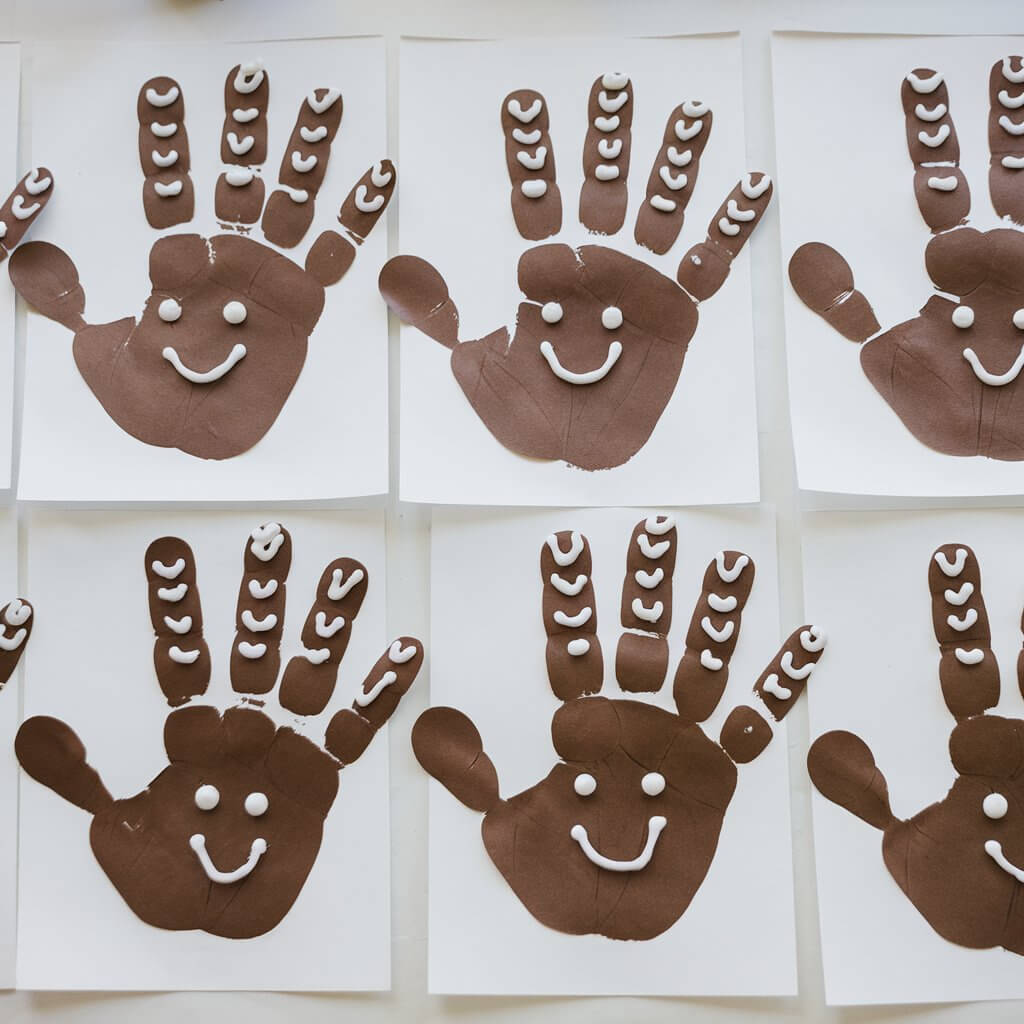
[674,119,702,141]
[906,70,944,95]
[163,615,192,635]
[595,164,620,182]
[153,180,183,198]
[521,180,547,199]
[598,90,630,114]
[24,169,52,195]
[371,162,393,188]
[944,582,974,606]
[225,168,254,187]
[594,115,620,133]
[781,650,814,681]
[1000,115,1024,135]
[249,524,284,563]
[249,578,278,599]
[718,217,740,237]
[934,548,968,576]
[163,344,247,384]
[668,147,693,167]
[1003,58,1024,84]
[388,640,418,664]
[570,816,666,872]
[598,138,623,159]
[927,175,958,192]
[238,641,266,660]
[955,647,984,665]
[554,607,593,628]
[539,340,622,385]
[280,185,309,204]
[726,199,756,222]
[4,600,32,627]
[701,616,734,643]
[158,583,187,602]
[152,149,178,168]
[512,128,541,145]
[715,551,749,583]
[985,840,1024,883]
[1003,155,1024,168]
[800,627,827,653]
[227,132,254,156]
[355,186,385,213]
[146,85,180,107]
[233,61,265,95]
[644,515,674,536]
[151,121,177,138]
[355,671,397,707]
[152,558,185,580]
[700,649,723,671]
[947,608,978,632]
[602,72,629,90]
[12,196,41,220]
[328,567,365,601]
[915,102,947,121]
[315,612,346,638]
[300,124,328,143]
[660,167,687,191]
[635,568,664,589]
[551,573,587,596]
[190,834,266,884]
[963,343,1024,386]
[508,98,542,123]
[233,107,259,123]
[169,646,200,665]
[762,673,792,700]
[918,124,951,147]
[681,99,708,117]
[567,638,590,656]
[0,629,26,652]
[547,532,584,567]
[999,90,1024,109]
[304,647,331,665]
[307,88,341,115]
[638,535,670,559]
[291,151,317,173]
[708,593,737,613]
[650,195,676,213]
[241,609,277,633]
[631,599,664,624]
[517,147,547,171]
[741,173,772,200]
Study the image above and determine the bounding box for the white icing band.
[955,647,985,666]
[162,344,246,384]
[355,186,386,214]
[598,138,623,159]
[250,533,285,564]
[594,116,620,133]
[934,548,968,576]
[241,609,277,633]
[226,132,255,156]
[567,638,590,657]
[1000,115,1024,136]
[0,629,26,652]
[0,222,8,240]
[682,99,709,117]
[540,340,622,385]
[507,98,542,123]
[152,558,185,580]
[225,168,254,187]
[328,567,364,601]
[24,169,52,195]
[984,840,1024,883]
[602,72,629,90]
[927,175,958,191]
[151,121,177,138]
[249,578,278,599]
[554,607,593,628]
[963,344,1024,386]
[291,151,317,173]
[595,164,620,182]
[550,573,588,596]
[701,616,734,643]
[512,128,541,145]
[300,124,328,143]
[521,180,547,199]
[570,816,666,872]
[315,612,346,638]
[152,149,179,168]
[700,649,723,671]
[233,107,259,123]
[238,641,266,660]
[708,593,737,613]
[1005,156,1024,169]
[644,515,674,536]
[906,70,943,95]
[517,147,547,171]
[741,173,772,200]
[800,627,827,653]
[947,608,978,632]
[650,195,677,213]
[668,147,693,167]
[307,88,341,115]
[163,615,192,635]
[280,185,309,203]
[355,671,397,707]
[157,583,187,602]
[674,119,702,141]
[11,196,41,220]
[371,162,393,188]
[762,673,792,700]
[234,62,265,95]
[944,582,974,606]
[715,551,749,583]
[632,599,664,624]
[718,217,741,237]
[598,90,630,114]
[914,102,947,121]
[153,180,183,198]
[251,523,280,543]
[3,600,32,627]
[1003,58,1024,84]
[726,199,756,222]
[918,124,951,147]
[660,167,688,191]
[547,532,583,567]
[190,834,267,885]
[780,650,814,681]
[146,85,180,107]
[388,640,418,664]
[635,568,664,589]
[304,647,331,666]
[168,646,200,665]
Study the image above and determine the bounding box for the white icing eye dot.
[223,300,248,325]
[641,772,666,796]
[984,792,1009,820]
[244,791,269,817]
[574,773,597,797]
[1014,309,1024,331]
[601,306,623,330]
[951,305,975,329]
[541,301,563,325]
[194,784,220,811]
[158,298,181,323]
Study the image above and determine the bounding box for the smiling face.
[87,705,339,939]
[480,697,737,939]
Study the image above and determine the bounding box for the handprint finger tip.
[138,76,194,229]
[502,88,561,240]
[0,596,34,688]
[579,73,633,235]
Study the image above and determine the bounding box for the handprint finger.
[0,598,33,687]
[215,61,269,226]
[672,551,755,722]
[502,88,561,240]
[261,86,343,248]
[989,56,1024,224]
[634,101,712,254]
[378,255,461,349]
[807,730,896,831]
[324,636,424,766]
[306,160,396,287]
[229,522,292,696]
[137,76,194,229]
[929,543,999,721]
[788,243,881,343]
[901,68,969,232]
[144,538,210,706]
[579,72,633,235]
[719,624,827,764]
[0,168,53,262]
[411,706,500,813]
[541,530,603,701]
[676,172,772,301]
[278,558,368,716]
[614,514,677,693]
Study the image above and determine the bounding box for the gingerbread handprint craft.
[381,73,772,472]
[11,59,393,461]
[15,522,422,939]
[809,543,1024,955]
[790,56,1024,461]
[414,516,825,939]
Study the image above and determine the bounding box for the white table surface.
[3,0,1024,1020]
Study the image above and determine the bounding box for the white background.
[2,0,1024,1022]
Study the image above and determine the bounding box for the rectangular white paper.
[0,46,19,491]
[427,505,796,995]
[805,508,1024,1005]
[0,507,19,987]
[775,32,1024,499]
[18,509,392,991]
[399,36,761,507]
[19,38,389,501]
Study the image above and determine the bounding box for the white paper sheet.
[398,36,761,507]
[0,46,19,491]
[18,38,389,501]
[804,508,1024,1005]
[17,509,393,991]
[775,32,1024,499]
[427,505,797,995]
[0,508,19,987]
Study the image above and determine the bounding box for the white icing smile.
[570,816,667,872]
[984,839,1024,883]
[963,343,1024,387]
[189,833,267,884]
[539,339,623,385]
[162,344,247,384]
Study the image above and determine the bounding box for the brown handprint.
[9,61,394,460]
[809,543,1024,954]
[413,515,825,939]
[790,57,1024,460]
[380,74,772,471]
[15,522,422,939]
